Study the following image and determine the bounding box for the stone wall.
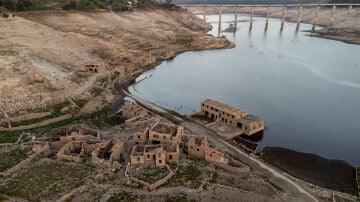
[91,140,124,168]
[50,134,98,150]
[0,143,51,177]
[0,114,72,132]
[132,129,149,144]
[188,142,206,160]
[0,111,52,124]
[122,103,149,119]
[211,161,250,174]
[130,155,145,165]
[149,165,178,190]
[125,116,158,129]
[56,141,83,163]
[126,163,178,190]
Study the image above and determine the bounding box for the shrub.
[63,0,106,10]
[2,12,9,18]
[1,0,47,11]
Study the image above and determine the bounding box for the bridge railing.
[178,3,360,7]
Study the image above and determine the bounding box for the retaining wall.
[0,112,52,124]
[126,164,178,190]
[0,143,51,177]
[0,114,72,132]
[211,161,250,174]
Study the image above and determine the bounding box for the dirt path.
[122,89,318,201]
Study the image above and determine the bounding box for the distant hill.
[173,0,360,4]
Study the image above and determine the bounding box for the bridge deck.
[179,3,360,7]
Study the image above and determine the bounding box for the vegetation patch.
[208,171,218,183]
[164,194,193,202]
[165,160,208,189]
[0,159,94,201]
[90,86,103,97]
[0,195,9,201]
[0,0,47,11]
[82,105,123,129]
[0,50,18,56]
[28,117,81,134]
[73,99,88,108]
[10,115,53,127]
[108,190,139,201]
[0,146,31,172]
[131,165,169,184]
[0,131,21,143]
[50,101,71,117]
[97,77,108,88]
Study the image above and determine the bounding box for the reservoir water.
[129,14,360,165]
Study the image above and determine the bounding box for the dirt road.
[122,89,318,201]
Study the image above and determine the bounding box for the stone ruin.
[92,139,124,169]
[56,140,102,163]
[83,62,106,73]
[187,136,228,164]
[110,50,156,76]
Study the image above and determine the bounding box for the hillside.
[0,8,231,115]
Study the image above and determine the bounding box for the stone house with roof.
[201,99,247,127]
[201,99,264,135]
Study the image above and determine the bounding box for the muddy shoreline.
[262,147,359,196]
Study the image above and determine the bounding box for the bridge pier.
[296,5,303,30]
[329,5,336,27]
[202,0,207,21]
[218,7,222,35]
[348,5,352,16]
[312,6,319,31]
[249,6,254,31]
[234,6,238,33]
[280,6,286,31]
[265,7,270,30]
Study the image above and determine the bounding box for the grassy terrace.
[0,146,31,172]
[0,131,21,144]
[164,159,213,189]
[0,101,123,144]
[108,191,140,202]
[0,159,94,201]
[131,165,169,184]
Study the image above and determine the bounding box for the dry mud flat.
[188,6,360,44]
[262,147,359,196]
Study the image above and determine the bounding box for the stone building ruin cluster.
[2,101,250,191]
[110,50,156,77]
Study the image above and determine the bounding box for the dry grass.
[0,158,95,201]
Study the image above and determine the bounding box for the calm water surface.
[129,14,360,165]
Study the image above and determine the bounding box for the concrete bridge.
[179,3,360,32]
